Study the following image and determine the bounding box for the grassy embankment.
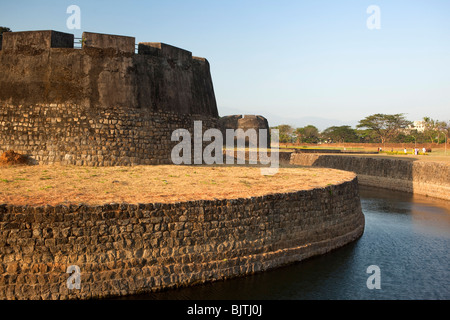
[0,165,354,206]
[279,144,450,163]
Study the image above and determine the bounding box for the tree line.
[272,114,450,145]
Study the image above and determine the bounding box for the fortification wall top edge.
[2,30,74,50]
[82,31,135,53]
[219,115,269,120]
[138,42,192,62]
[0,30,207,61]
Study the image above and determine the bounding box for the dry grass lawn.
[0,165,354,206]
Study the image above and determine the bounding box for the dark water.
[121,186,450,300]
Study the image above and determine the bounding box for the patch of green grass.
[239,180,252,188]
[199,179,218,185]
[381,151,428,156]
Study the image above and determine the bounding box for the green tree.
[437,120,450,145]
[321,126,358,143]
[295,125,320,143]
[356,129,377,143]
[423,117,439,143]
[421,117,450,144]
[356,113,412,145]
[0,27,12,36]
[394,130,425,144]
[273,124,294,143]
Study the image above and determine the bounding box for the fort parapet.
[290,154,450,201]
[219,115,270,148]
[0,30,219,165]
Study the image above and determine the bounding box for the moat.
[119,186,450,300]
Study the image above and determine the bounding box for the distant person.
[422,147,426,154]
[404,148,407,154]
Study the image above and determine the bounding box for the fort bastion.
[0,30,365,300]
[0,30,220,165]
[0,30,272,165]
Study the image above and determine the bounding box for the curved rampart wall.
[0,177,364,300]
[290,154,450,201]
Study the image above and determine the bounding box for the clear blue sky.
[1,0,449,129]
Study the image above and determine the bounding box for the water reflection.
[117,186,450,300]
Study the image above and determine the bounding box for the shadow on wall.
[289,154,450,201]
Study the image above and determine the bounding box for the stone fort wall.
[218,115,270,148]
[0,176,364,300]
[0,30,219,165]
[290,153,450,201]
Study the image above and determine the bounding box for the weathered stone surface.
[138,42,192,64]
[0,105,217,166]
[0,30,219,165]
[290,154,450,201]
[1,30,74,51]
[219,115,270,147]
[82,32,135,53]
[0,30,217,116]
[0,177,365,300]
